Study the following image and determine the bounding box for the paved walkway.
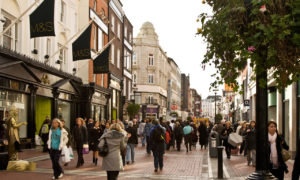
[0,145,294,180]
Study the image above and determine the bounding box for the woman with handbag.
[89,121,103,165]
[98,123,129,180]
[268,121,289,180]
[72,117,88,168]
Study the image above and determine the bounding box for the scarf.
[268,132,278,168]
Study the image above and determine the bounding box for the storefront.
[141,105,159,120]
[91,91,107,121]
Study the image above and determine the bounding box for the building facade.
[132,22,168,120]
[181,73,190,114]
[190,88,201,118]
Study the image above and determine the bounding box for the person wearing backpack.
[143,119,154,154]
[183,122,193,153]
[39,116,50,152]
[149,120,166,172]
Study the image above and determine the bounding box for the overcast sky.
[122,0,222,98]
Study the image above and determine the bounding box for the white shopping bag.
[35,135,41,146]
[61,146,70,163]
[228,133,243,147]
[69,147,74,160]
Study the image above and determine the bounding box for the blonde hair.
[52,118,62,128]
[76,117,84,126]
[109,123,122,132]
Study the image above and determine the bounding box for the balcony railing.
[145,98,158,105]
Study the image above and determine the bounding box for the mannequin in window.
[6,106,27,161]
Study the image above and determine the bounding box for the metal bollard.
[217,146,224,179]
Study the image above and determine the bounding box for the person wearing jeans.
[47,118,68,179]
[125,121,138,164]
[143,119,153,154]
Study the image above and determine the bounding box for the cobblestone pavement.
[0,145,294,180]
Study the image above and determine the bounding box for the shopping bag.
[82,144,89,154]
[69,147,74,160]
[35,135,41,146]
[228,133,243,147]
[61,146,71,163]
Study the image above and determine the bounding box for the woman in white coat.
[47,118,68,179]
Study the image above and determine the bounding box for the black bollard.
[217,146,224,179]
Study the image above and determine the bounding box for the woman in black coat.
[72,118,88,168]
[174,121,183,151]
[221,121,234,159]
[198,121,208,150]
[89,121,103,166]
[268,121,289,180]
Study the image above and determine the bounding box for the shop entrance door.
[35,96,52,134]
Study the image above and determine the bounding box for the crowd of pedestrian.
[35,115,299,180]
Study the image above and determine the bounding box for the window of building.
[93,25,97,50]
[129,33,132,43]
[58,44,67,69]
[148,74,154,84]
[60,1,66,23]
[123,51,127,69]
[117,23,121,39]
[133,73,137,84]
[46,38,51,55]
[93,0,97,12]
[111,44,114,64]
[2,15,18,51]
[101,74,104,87]
[127,53,131,70]
[111,16,115,33]
[98,29,103,51]
[133,53,137,65]
[117,49,120,68]
[124,26,127,39]
[123,78,126,96]
[148,54,154,66]
[148,95,154,104]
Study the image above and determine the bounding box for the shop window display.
[57,100,71,128]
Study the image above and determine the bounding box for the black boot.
[93,157,95,163]
[95,158,98,166]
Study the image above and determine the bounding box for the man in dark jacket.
[125,121,138,164]
[174,121,183,151]
[143,119,153,154]
[149,120,166,172]
[72,118,88,168]
[246,121,256,166]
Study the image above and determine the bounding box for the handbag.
[98,138,109,157]
[281,148,291,162]
[61,146,70,163]
[82,144,89,154]
[69,147,74,159]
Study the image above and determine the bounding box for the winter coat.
[174,125,183,140]
[47,128,68,150]
[72,125,88,148]
[98,130,126,171]
[246,127,256,150]
[126,126,138,144]
[89,127,103,151]
[198,124,209,146]
[143,123,154,137]
[149,125,166,154]
[268,134,289,173]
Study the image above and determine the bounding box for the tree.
[126,104,140,120]
[198,0,300,179]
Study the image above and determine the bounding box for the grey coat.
[98,130,127,171]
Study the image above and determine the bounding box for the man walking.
[149,120,166,172]
[183,122,193,153]
[143,119,153,154]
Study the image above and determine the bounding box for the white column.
[289,82,297,157]
[276,90,282,134]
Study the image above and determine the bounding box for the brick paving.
[0,144,295,180]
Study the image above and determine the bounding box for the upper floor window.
[111,44,115,64]
[124,26,127,39]
[148,74,154,84]
[93,25,97,50]
[58,44,67,67]
[133,53,137,65]
[148,54,154,66]
[117,23,121,39]
[60,1,66,23]
[98,29,103,51]
[111,16,115,33]
[117,49,120,68]
[2,14,18,51]
[93,0,97,12]
[127,53,131,70]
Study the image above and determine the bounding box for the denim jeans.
[146,136,151,154]
[153,151,163,169]
[126,143,135,163]
[141,136,146,146]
